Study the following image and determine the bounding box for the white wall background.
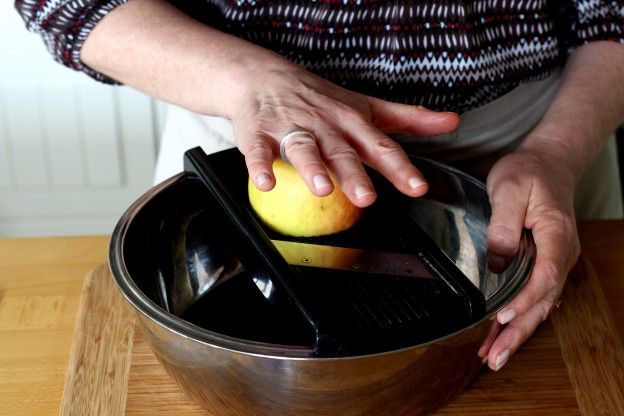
[0,3,164,237]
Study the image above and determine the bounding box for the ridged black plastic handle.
[183,147,333,349]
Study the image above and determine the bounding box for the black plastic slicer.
[184,147,485,356]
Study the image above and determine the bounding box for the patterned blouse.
[14,0,624,113]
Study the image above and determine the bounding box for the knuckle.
[293,106,332,124]
[537,211,574,238]
[372,137,404,157]
[538,302,551,323]
[303,106,324,121]
[247,118,273,136]
[525,291,541,313]
[245,154,271,170]
[286,135,318,153]
[302,162,327,175]
[257,102,330,126]
[558,215,577,236]
[519,327,531,342]
[246,160,266,173]
[510,323,531,344]
[564,225,581,261]
[243,140,272,157]
[571,239,581,260]
[540,214,579,253]
[245,157,269,174]
[324,145,359,163]
[541,259,563,288]
[342,172,371,189]
[336,102,366,123]
[517,281,542,312]
[257,101,288,118]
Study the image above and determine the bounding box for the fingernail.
[408,176,426,189]
[355,185,374,200]
[498,309,516,325]
[494,349,510,371]
[256,173,270,187]
[313,174,332,191]
[482,355,489,364]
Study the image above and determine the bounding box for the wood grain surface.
[0,236,110,416]
[578,220,624,340]
[59,256,623,415]
[0,221,622,415]
[551,257,624,415]
[60,265,136,415]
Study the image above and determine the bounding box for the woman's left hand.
[478,140,581,371]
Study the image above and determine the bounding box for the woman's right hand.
[227,58,459,207]
[81,0,458,205]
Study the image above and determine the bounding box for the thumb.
[367,97,460,136]
[486,177,529,273]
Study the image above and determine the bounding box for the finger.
[367,97,460,136]
[236,130,278,191]
[345,122,428,198]
[478,320,502,360]
[486,176,530,273]
[316,128,377,207]
[485,294,559,371]
[281,129,334,197]
[495,220,573,325]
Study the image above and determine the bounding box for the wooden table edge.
[59,255,624,415]
[551,256,624,414]
[59,265,136,415]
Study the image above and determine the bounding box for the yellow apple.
[248,159,362,237]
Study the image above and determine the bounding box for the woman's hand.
[476,41,624,371]
[229,61,459,207]
[80,0,459,204]
[478,141,581,370]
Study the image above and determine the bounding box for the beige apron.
[154,71,622,219]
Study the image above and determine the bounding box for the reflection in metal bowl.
[109,150,534,415]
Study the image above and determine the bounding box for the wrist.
[517,134,582,185]
[217,47,298,119]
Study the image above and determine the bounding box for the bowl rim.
[109,155,533,360]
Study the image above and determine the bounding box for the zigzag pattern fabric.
[14,0,624,113]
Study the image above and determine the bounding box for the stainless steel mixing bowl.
[109,150,535,415]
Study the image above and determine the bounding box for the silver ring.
[279,130,317,165]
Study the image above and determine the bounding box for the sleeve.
[567,1,624,48]
[14,0,129,84]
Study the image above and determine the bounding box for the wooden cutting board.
[60,258,624,415]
